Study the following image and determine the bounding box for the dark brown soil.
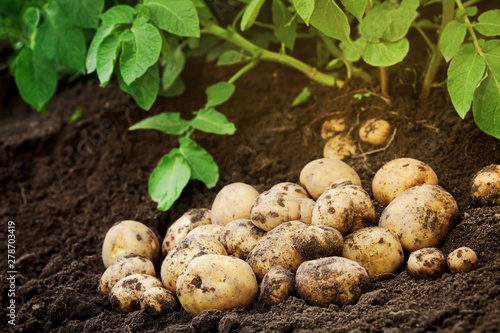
[1,38,500,332]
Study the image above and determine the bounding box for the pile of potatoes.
[100,158,495,317]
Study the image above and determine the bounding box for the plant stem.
[455,0,484,56]
[379,67,389,96]
[228,60,259,84]
[412,22,434,50]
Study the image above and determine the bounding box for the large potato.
[342,227,404,280]
[295,257,369,306]
[372,158,438,206]
[292,225,343,259]
[247,221,306,281]
[211,183,259,226]
[311,187,354,235]
[161,208,212,256]
[176,254,258,316]
[471,165,500,206]
[300,158,362,200]
[379,184,458,252]
[109,273,163,313]
[407,248,446,278]
[250,190,301,231]
[102,220,161,268]
[269,182,310,198]
[218,219,266,259]
[160,234,227,294]
[259,265,295,305]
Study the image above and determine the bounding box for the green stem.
[252,21,275,30]
[456,0,484,56]
[228,60,259,84]
[412,22,434,50]
[463,0,482,7]
[380,67,389,96]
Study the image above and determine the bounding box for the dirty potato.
[321,118,346,139]
[447,247,478,274]
[109,273,163,313]
[372,158,439,206]
[323,134,357,160]
[295,257,369,306]
[269,182,310,198]
[292,225,343,259]
[259,265,295,305]
[297,197,316,224]
[250,190,301,231]
[102,220,161,268]
[211,183,259,226]
[176,254,258,316]
[218,219,266,259]
[407,248,446,278]
[311,187,354,235]
[359,119,391,146]
[379,184,458,252]
[471,165,500,206]
[140,287,177,315]
[185,224,224,240]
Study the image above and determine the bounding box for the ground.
[1,35,499,333]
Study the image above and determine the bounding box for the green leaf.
[290,87,312,108]
[205,82,235,108]
[482,41,500,93]
[100,5,136,26]
[22,7,40,29]
[13,48,57,111]
[216,50,250,66]
[70,107,83,122]
[0,0,21,16]
[55,0,104,29]
[439,20,468,62]
[473,73,500,139]
[119,22,162,85]
[340,0,367,22]
[117,64,160,110]
[241,0,266,31]
[291,0,314,25]
[447,44,486,118]
[162,45,185,90]
[457,6,478,18]
[179,136,218,188]
[474,9,500,37]
[189,108,236,135]
[340,38,366,62]
[86,25,115,74]
[191,0,214,19]
[361,38,409,67]
[144,0,200,37]
[160,76,186,97]
[310,0,350,44]
[130,112,190,134]
[149,149,191,211]
[96,33,121,87]
[134,4,151,24]
[272,0,297,50]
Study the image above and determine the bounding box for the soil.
[1,33,500,332]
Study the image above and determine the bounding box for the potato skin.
[372,158,438,206]
[311,188,354,235]
[109,274,163,313]
[211,183,259,226]
[359,119,391,146]
[342,227,404,280]
[292,225,344,259]
[407,248,446,278]
[379,185,458,252]
[300,158,362,200]
[176,254,258,316]
[269,182,310,198]
[218,219,266,259]
[295,257,369,307]
[185,224,224,240]
[297,198,316,224]
[140,287,177,315]
[447,247,478,274]
[323,134,357,160]
[102,220,161,268]
[471,165,500,206]
[250,190,301,231]
[259,265,295,305]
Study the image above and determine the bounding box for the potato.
[99,255,156,297]
[342,227,404,280]
[211,183,259,226]
[161,208,212,256]
[372,158,438,206]
[218,219,266,259]
[311,188,354,235]
[250,190,301,231]
[323,134,357,160]
[295,257,369,306]
[321,118,346,139]
[185,224,224,240]
[259,265,294,305]
[109,273,163,313]
[140,287,177,314]
[297,197,316,224]
[407,248,446,278]
[359,119,391,146]
[176,254,258,316]
[160,234,227,294]
[447,247,478,274]
[379,184,458,252]
[102,220,161,268]
[247,221,306,281]
[328,179,376,232]
[300,158,362,200]
[471,164,500,206]
[292,225,343,259]
[269,182,310,198]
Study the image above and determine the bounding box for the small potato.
[218,219,266,259]
[321,118,346,139]
[359,119,391,146]
[211,183,259,226]
[102,220,161,268]
[161,208,212,256]
[185,224,224,240]
[109,273,163,313]
[176,254,258,316]
[379,185,458,252]
[447,247,478,274]
[297,197,316,224]
[372,158,438,206]
[259,265,294,305]
[100,255,156,297]
[300,158,362,200]
[471,165,500,206]
[311,188,354,235]
[292,225,343,259]
[160,234,227,294]
[295,257,369,306]
[140,287,177,314]
[269,182,310,198]
[247,221,306,281]
[407,248,446,278]
[323,134,357,160]
[250,190,301,231]
[342,227,404,280]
